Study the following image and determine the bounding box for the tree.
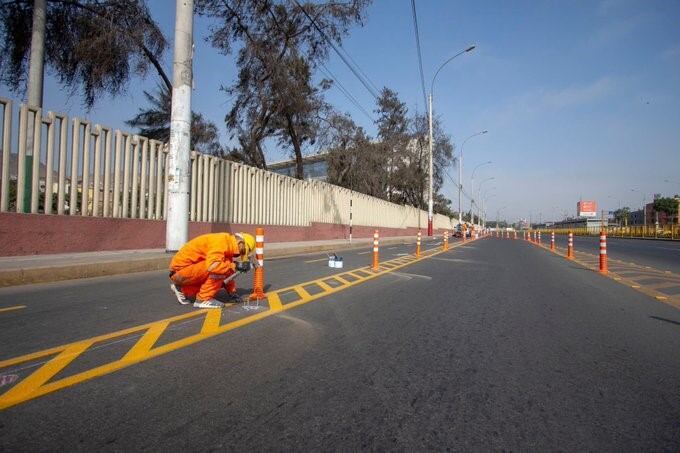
[195,0,370,176]
[653,197,679,224]
[374,87,409,201]
[324,111,387,198]
[0,0,168,108]
[613,206,631,226]
[125,85,224,155]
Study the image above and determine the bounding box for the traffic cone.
[567,231,574,260]
[372,230,379,271]
[599,230,608,274]
[249,227,266,300]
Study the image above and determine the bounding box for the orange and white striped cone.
[372,230,379,271]
[416,230,421,257]
[599,230,608,274]
[550,231,555,251]
[249,227,266,300]
[567,231,574,260]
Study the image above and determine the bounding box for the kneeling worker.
[169,232,256,308]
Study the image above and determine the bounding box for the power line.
[292,0,380,100]
[410,0,428,111]
[319,63,375,122]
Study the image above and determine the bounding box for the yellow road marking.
[267,292,283,312]
[0,240,478,410]
[656,296,668,301]
[0,305,26,314]
[123,321,170,361]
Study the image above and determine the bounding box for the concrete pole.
[165,0,193,252]
[427,93,433,236]
[27,0,45,108]
[24,0,46,212]
[470,177,474,225]
[458,145,463,227]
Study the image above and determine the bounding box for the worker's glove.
[235,261,252,273]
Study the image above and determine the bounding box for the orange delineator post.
[514,231,517,240]
[462,225,467,243]
[372,230,379,271]
[550,231,555,251]
[416,230,421,257]
[567,231,574,260]
[249,227,266,300]
[599,230,608,274]
[537,231,541,245]
[443,230,449,251]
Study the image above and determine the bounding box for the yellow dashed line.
[0,305,26,314]
[0,239,482,410]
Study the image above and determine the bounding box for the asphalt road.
[1,237,679,450]
[550,234,680,273]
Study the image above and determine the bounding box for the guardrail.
[0,98,455,231]
[535,225,679,241]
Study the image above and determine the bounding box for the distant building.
[268,154,328,181]
[550,217,608,231]
[629,198,680,225]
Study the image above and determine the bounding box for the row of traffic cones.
[518,229,608,274]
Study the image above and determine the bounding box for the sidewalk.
[0,235,420,288]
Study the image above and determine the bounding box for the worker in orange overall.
[169,232,256,309]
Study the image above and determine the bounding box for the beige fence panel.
[1,99,462,231]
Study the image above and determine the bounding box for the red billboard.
[577,200,597,218]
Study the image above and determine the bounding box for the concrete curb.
[0,237,421,288]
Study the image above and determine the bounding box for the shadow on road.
[649,315,680,327]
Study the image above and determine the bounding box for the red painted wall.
[0,212,445,256]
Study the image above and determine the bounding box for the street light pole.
[428,45,475,236]
[458,130,487,228]
[470,160,491,225]
[476,175,494,226]
[631,188,646,226]
[428,92,434,235]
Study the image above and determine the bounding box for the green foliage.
[196,0,371,176]
[125,85,224,155]
[653,197,679,216]
[613,206,631,224]
[0,0,168,108]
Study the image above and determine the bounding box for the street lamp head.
[465,45,476,52]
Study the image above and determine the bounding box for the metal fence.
[537,225,680,240]
[0,98,455,231]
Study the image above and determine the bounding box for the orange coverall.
[169,233,241,301]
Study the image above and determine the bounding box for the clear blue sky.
[6,0,680,222]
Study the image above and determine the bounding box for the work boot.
[193,298,224,309]
[170,284,191,305]
[227,293,244,304]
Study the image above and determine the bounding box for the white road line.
[304,258,328,263]
[391,271,433,280]
[358,251,371,255]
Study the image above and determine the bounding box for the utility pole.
[166,0,194,252]
[427,93,433,236]
[24,0,46,212]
